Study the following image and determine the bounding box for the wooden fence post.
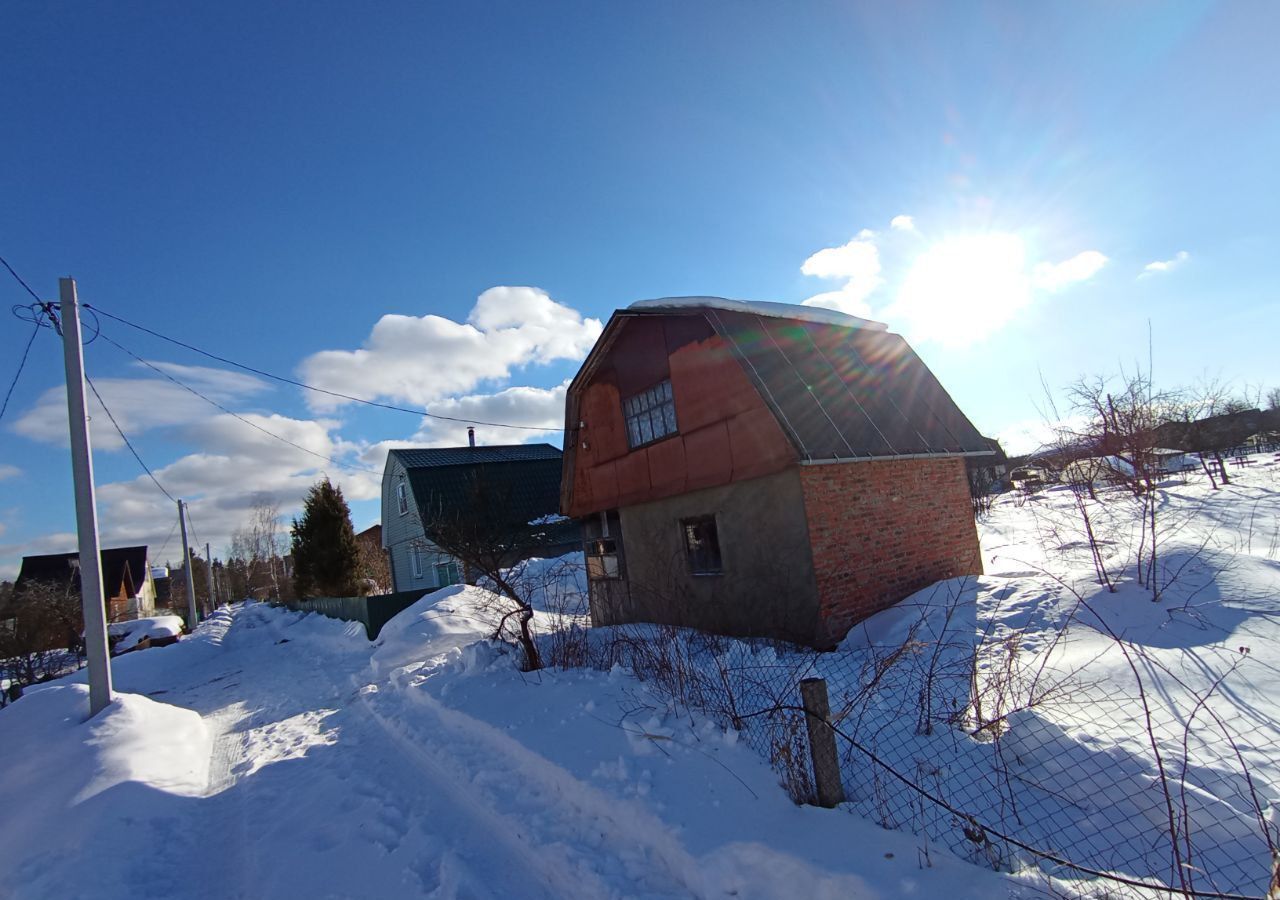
[1266,849,1279,900]
[800,677,845,808]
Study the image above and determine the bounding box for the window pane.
[662,402,677,435]
[627,419,642,447]
[637,413,653,444]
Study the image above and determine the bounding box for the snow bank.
[108,614,185,652]
[629,296,888,331]
[0,684,210,882]
[371,585,501,676]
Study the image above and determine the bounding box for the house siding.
[566,316,796,518]
[592,469,822,645]
[799,456,983,647]
[381,455,462,593]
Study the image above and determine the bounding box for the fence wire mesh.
[568,587,1278,900]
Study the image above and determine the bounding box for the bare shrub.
[0,579,85,705]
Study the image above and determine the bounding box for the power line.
[84,374,178,504]
[94,330,384,477]
[183,502,203,556]
[0,253,43,303]
[84,302,563,432]
[1,315,42,424]
[2,253,61,424]
[155,518,180,562]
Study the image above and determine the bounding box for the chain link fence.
[566,581,1279,899]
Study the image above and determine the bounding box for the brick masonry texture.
[799,457,983,647]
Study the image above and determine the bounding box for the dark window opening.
[622,379,678,448]
[585,537,622,580]
[681,516,722,575]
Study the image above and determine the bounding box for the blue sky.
[2,1,1278,578]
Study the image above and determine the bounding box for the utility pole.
[59,278,113,716]
[178,500,198,629]
[205,542,216,613]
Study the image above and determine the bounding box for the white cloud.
[91,409,383,566]
[800,230,881,280]
[800,231,884,318]
[11,363,269,450]
[1031,250,1109,292]
[799,216,1110,346]
[0,464,20,481]
[298,286,602,413]
[1140,250,1189,277]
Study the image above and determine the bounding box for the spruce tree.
[290,477,360,599]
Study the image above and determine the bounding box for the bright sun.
[890,233,1032,347]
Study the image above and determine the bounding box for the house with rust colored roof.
[560,297,992,648]
[14,545,158,623]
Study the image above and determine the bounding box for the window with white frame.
[397,480,409,516]
[622,379,677,448]
[410,544,423,579]
[434,560,461,587]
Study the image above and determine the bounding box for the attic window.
[622,379,677,448]
[397,481,409,516]
[681,515,722,575]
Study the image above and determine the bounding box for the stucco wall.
[593,468,822,645]
[800,456,983,647]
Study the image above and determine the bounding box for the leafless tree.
[356,530,392,595]
[1067,369,1179,600]
[0,580,85,704]
[420,470,568,670]
[228,497,288,600]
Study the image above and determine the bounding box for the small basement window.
[585,537,622,580]
[681,516,723,575]
[622,379,678,448]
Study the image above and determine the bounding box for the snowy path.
[98,604,701,900]
[164,607,693,900]
[2,599,1022,899]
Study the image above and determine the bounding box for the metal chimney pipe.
[468,426,476,448]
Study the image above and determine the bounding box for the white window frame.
[622,379,678,449]
[434,560,461,587]
[409,544,423,579]
[397,480,409,516]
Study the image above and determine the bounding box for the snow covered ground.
[0,597,1021,898]
[1,460,1276,898]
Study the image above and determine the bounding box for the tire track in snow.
[353,683,630,900]
[360,675,709,899]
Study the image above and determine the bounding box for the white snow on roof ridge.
[628,296,888,331]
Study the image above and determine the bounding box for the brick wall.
[799,457,982,647]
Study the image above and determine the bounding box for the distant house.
[966,436,1009,491]
[14,546,157,622]
[381,445,579,593]
[560,297,992,649]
